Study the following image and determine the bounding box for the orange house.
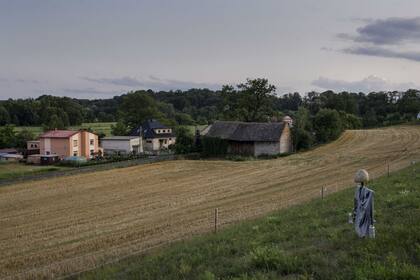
[39,130,99,159]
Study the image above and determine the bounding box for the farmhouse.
[202,121,293,156]
[130,119,176,152]
[39,130,99,159]
[101,136,143,155]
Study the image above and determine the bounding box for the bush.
[314,109,343,143]
[174,127,195,154]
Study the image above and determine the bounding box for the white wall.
[101,138,142,154]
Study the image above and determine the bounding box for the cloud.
[312,75,418,93]
[337,17,420,63]
[61,87,121,96]
[343,46,420,62]
[81,75,222,91]
[339,17,420,45]
[81,76,143,87]
[15,79,41,84]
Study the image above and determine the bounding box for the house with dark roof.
[202,121,292,156]
[130,119,176,152]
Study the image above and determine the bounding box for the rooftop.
[101,136,140,141]
[39,130,79,138]
[203,121,287,142]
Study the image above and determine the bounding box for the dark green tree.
[111,122,129,136]
[0,125,17,148]
[119,91,165,128]
[0,105,10,125]
[174,127,194,154]
[314,109,343,143]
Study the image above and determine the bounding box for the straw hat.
[354,169,369,183]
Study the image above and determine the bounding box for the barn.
[202,121,293,156]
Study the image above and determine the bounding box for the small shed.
[202,121,293,157]
[0,153,23,162]
[101,136,143,155]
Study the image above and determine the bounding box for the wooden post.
[321,187,324,200]
[387,162,390,177]
[214,208,219,233]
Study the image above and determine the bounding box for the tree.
[292,107,314,151]
[15,129,35,149]
[237,78,276,122]
[111,122,129,136]
[119,91,165,128]
[313,109,343,143]
[174,127,194,154]
[0,125,17,148]
[339,111,363,129]
[44,114,66,131]
[0,105,10,125]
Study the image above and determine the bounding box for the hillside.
[0,126,419,279]
[79,161,420,280]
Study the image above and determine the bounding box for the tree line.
[1,78,419,151]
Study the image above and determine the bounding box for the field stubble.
[1,126,420,279]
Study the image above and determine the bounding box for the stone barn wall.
[254,142,280,156]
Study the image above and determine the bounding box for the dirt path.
[1,126,420,279]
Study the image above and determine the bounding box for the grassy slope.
[0,163,68,180]
[79,164,420,280]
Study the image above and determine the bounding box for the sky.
[1,0,420,99]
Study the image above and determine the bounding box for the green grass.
[13,122,116,137]
[78,164,420,280]
[0,162,69,180]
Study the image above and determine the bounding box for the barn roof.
[203,121,286,142]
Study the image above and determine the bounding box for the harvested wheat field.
[1,126,420,279]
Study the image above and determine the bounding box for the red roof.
[39,130,79,138]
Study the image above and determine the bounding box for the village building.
[26,140,40,155]
[38,130,99,159]
[101,136,143,155]
[202,121,293,157]
[130,119,176,152]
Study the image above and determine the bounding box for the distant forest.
[1,78,419,150]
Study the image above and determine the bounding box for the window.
[164,139,167,144]
[90,149,94,156]
[30,144,34,148]
[46,151,50,155]
[90,139,94,145]
[169,138,172,140]
[146,140,152,143]
[73,140,78,147]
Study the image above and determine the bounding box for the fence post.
[214,208,219,233]
[321,187,324,200]
[387,162,390,177]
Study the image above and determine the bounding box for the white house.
[101,136,143,155]
[129,119,176,152]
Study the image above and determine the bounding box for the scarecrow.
[352,169,375,238]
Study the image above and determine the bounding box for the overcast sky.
[1,0,420,99]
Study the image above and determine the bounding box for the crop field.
[1,126,420,279]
